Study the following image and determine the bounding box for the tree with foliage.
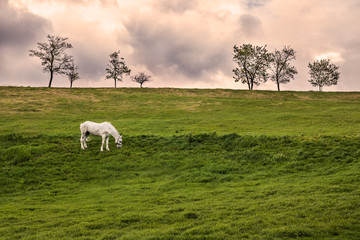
[269,46,298,91]
[233,44,272,90]
[63,57,80,88]
[105,51,131,88]
[131,72,152,88]
[308,59,340,91]
[29,35,73,87]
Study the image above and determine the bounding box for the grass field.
[0,87,359,239]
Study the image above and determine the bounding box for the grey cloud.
[156,0,194,13]
[246,0,269,9]
[124,17,231,81]
[0,0,51,83]
[0,0,51,47]
[239,14,262,37]
[72,45,108,81]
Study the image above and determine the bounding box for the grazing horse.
[80,121,122,151]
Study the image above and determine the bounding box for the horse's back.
[80,121,113,135]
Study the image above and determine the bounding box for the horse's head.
[116,135,122,149]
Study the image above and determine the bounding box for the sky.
[0,0,359,91]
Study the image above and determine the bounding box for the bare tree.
[63,57,80,88]
[105,51,131,88]
[308,59,340,91]
[29,35,73,87]
[233,44,272,90]
[131,72,152,88]
[269,46,298,91]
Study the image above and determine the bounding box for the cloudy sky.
[1,0,359,91]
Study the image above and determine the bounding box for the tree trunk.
[140,83,143,88]
[277,80,280,91]
[70,80,73,88]
[319,85,323,92]
[114,79,117,88]
[48,70,54,88]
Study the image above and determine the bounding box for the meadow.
[0,87,359,239]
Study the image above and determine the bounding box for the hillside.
[1,87,360,137]
[0,87,359,239]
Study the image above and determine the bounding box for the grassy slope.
[0,87,360,239]
[1,87,359,136]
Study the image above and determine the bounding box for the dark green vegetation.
[1,87,360,239]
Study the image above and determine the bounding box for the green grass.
[0,87,360,239]
[1,87,359,136]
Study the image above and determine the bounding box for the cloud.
[123,4,235,85]
[0,0,359,90]
[53,17,117,81]
[0,0,51,48]
[239,14,262,38]
[0,0,51,51]
[124,18,204,78]
[0,0,51,86]
[155,0,195,13]
[257,0,360,91]
[246,0,269,9]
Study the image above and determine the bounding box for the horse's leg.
[106,136,110,151]
[83,135,88,149]
[101,135,105,151]
[80,133,85,149]
[80,136,83,149]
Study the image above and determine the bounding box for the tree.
[233,44,272,90]
[131,72,152,88]
[29,35,73,87]
[308,59,340,91]
[269,46,298,91]
[105,51,131,88]
[63,57,80,88]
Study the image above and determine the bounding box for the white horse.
[80,121,122,151]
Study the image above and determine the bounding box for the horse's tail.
[80,122,86,133]
[80,122,91,141]
[80,122,90,135]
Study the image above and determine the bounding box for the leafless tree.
[131,72,152,88]
[63,56,80,88]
